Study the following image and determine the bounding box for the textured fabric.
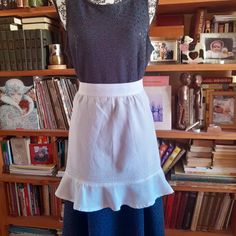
[63,197,165,236]
[53,0,158,30]
[55,81,173,211]
[65,0,154,84]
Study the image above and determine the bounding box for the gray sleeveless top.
[66,0,154,84]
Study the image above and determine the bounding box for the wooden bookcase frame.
[0,1,235,235]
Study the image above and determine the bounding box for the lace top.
[63,0,155,84]
[54,0,158,29]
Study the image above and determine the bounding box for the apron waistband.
[78,80,143,96]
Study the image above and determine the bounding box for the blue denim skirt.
[62,197,165,236]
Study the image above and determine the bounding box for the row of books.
[9,226,61,236]
[161,139,236,183]
[190,9,236,41]
[0,0,52,9]
[0,76,78,130]
[1,136,68,176]
[164,191,235,231]
[0,29,54,71]
[6,183,60,217]
[35,76,79,129]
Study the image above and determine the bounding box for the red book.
[176,192,190,229]
[164,193,175,228]
[169,191,182,228]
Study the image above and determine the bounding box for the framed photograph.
[209,91,236,130]
[29,143,53,165]
[144,85,172,130]
[200,33,236,63]
[149,37,178,63]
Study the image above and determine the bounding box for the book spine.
[24,30,32,70]
[12,30,23,71]
[6,30,17,71]
[19,30,27,70]
[161,144,174,166]
[1,31,11,71]
[163,146,181,173]
[30,29,38,70]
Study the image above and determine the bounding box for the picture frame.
[29,143,53,165]
[200,33,236,64]
[149,37,178,63]
[209,91,236,130]
[144,85,172,130]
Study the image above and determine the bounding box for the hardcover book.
[0,77,39,129]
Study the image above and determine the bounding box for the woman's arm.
[54,0,158,30]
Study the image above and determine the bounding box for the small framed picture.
[144,85,172,130]
[29,143,53,165]
[149,38,178,63]
[200,33,236,63]
[209,91,236,130]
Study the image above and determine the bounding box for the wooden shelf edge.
[0,173,60,184]
[1,129,236,140]
[147,64,236,72]
[6,216,62,229]
[170,180,236,193]
[0,6,57,18]
[156,130,236,140]
[0,69,76,77]
[0,129,69,137]
[159,0,234,5]
[0,64,235,77]
[165,228,232,236]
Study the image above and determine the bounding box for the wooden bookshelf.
[159,0,236,14]
[165,229,232,236]
[1,129,236,141]
[0,64,235,77]
[6,216,62,229]
[0,6,57,18]
[0,129,69,137]
[0,0,236,235]
[170,181,236,193]
[0,69,76,77]
[0,174,60,184]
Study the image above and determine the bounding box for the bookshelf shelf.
[147,64,236,72]
[0,69,76,77]
[1,129,236,140]
[0,129,69,137]
[157,130,236,140]
[165,229,232,236]
[159,0,236,14]
[170,181,236,193]
[6,216,62,229]
[0,174,60,184]
[0,6,57,18]
[0,64,235,77]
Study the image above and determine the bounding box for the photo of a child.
[205,39,234,59]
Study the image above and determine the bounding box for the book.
[182,191,197,229]
[190,8,207,42]
[0,24,20,31]
[10,137,31,165]
[0,77,39,129]
[190,191,204,231]
[162,145,182,172]
[144,85,172,130]
[161,143,174,166]
[202,76,233,84]
[22,22,58,31]
[22,16,58,25]
[0,16,22,25]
